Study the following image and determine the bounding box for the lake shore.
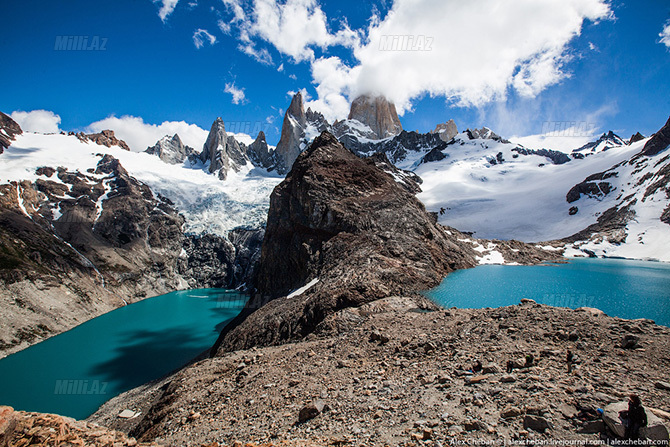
[89,298,670,446]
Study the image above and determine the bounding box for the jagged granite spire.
[347,95,402,140]
[145,134,194,164]
[199,118,248,180]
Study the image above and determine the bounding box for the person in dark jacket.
[619,394,647,439]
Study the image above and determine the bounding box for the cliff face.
[212,131,481,354]
[0,154,191,355]
[347,95,402,140]
[0,112,22,153]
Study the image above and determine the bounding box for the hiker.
[506,360,514,373]
[472,360,482,373]
[619,394,647,440]
[525,353,534,367]
[566,350,574,373]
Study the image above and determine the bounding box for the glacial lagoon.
[1,259,669,420]
[0,289,246,419]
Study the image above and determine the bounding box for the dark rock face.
[246,131,276,170]
[566,171,617,203]
[344,130,449,166]
[212,131,481,354]
[513,147,571,165]
[227,228,265,288]
[347,95,402,140]
[274,92,331,174]
[179,234,235,289]
[629,132,645,144]
[421,146,448,164]
[466,127,510,144]
[641,116,670,156]
[0,112,22,153]
[199,118,248,180]
[76,130,131,151]
[145,134,194,165]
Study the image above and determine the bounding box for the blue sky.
[1,0,669,151]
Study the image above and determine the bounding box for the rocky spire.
[431,119,458,142]
[0,111,22,153]
[247,130,275,169]
[145,134,194,165]
[199,118,248,180]
[274,91,331,174]
[275,92,307,174]
[347,95,402,140]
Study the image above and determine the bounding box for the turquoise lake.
[424,258,670,327]
[0,289,246,420]
[0,259,669,421]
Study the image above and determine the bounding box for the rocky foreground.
[86,134,669,446]
[90,300,670,446]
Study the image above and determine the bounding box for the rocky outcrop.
[347,95,402,140]
[629,132,645,145]
[199,118,248,180]
[513,147,571,165]
[177,228,264,290]
[274,92,331,174]
[246,131,276,170]
[602,401,669,440]
[227,228,264,288]
[0,112,22,153]
[77,130,131,151]
[145,134,194,164]
[573,131,625,154]
[466,127,510,144]
[0,155,190,356]
[641,116,670,156]
[211,131,482,354]
[0,405,162,446]
[431,119,458,142]
[178,234,235,289]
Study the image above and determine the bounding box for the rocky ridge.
[211,132,558,355]
[76,129,131,151]
[91,301,670,446]
[0,112,22,153]
[0,150,261,356]
[558,116,670,257]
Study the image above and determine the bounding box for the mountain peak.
[347,94,402,140]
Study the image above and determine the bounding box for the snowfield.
[413,133,670,262]
[1,132,282,236]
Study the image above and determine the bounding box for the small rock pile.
[0,405,162,446]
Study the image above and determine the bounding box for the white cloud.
[221,0,359,64]
[156,0,179,22]
[308,0,611,119]
[660,21,670,48]
[193,29,217,48]
[277,63,284,72]
[86,115,209,152]
[224,82,247,104]
[10,110,61,133]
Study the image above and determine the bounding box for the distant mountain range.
[0,97,668,355]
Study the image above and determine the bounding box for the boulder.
[298,400,326,423]
[603,401,669,440]
[523,415,552,433]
